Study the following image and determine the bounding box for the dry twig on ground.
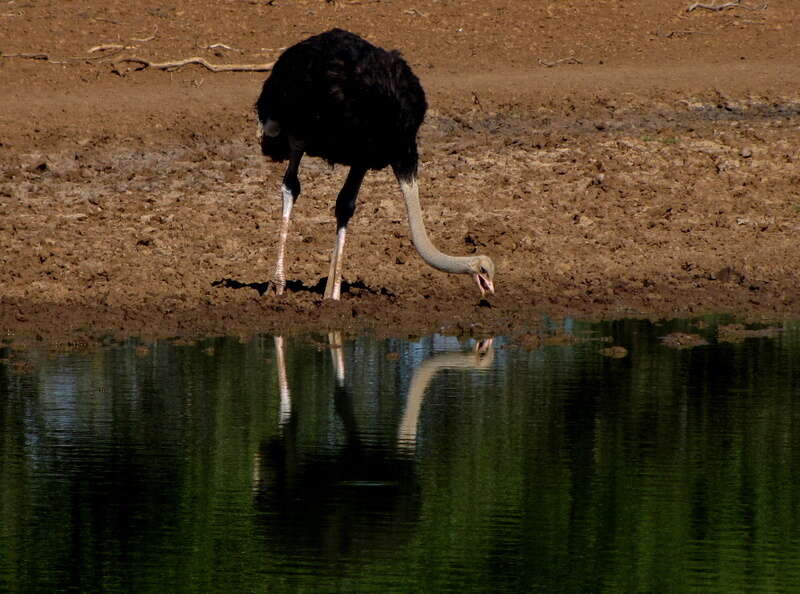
[88,44,129,53]
[205,43,243,53]
[1,51,121,64]
[538,56,582,68]
[2,46,274,73]
[131,28,158,43]
[686,0,768,12]
[3,43,132,64]
[2,52,49,60]
[112,56,274,74]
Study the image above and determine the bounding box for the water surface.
[2,318,800,592]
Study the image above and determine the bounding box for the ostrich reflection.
[397,337,493,451]
[253,333,495,560]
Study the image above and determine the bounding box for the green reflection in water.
[1,319,799,593]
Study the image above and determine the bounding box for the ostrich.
[255,28,495,300]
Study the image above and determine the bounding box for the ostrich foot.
[262,278,286,296]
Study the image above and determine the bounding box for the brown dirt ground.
[1,0,799,342]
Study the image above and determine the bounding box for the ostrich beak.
[475,273,495,297]
[473,337,494,353]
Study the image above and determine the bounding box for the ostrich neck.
[399,178,476,274]
[398,348,494,449]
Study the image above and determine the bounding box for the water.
[1,318,800,593]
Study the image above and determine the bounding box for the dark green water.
[1,318,800,593]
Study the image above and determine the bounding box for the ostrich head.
[468,255,495,297]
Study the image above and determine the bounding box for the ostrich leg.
[324,166,366,300]
[328,332,345,386]
[274,335,291,425]
[271,148,303,294]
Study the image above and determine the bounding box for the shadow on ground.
[212,277,396,300]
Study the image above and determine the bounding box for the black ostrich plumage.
[255,28,428,178]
